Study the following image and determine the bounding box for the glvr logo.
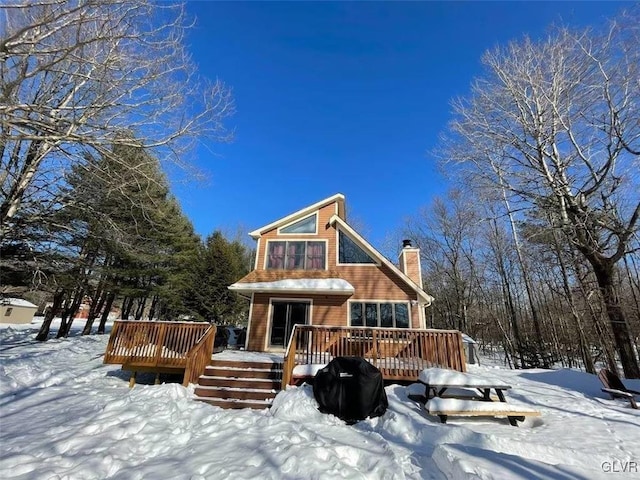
[602,461,638,473]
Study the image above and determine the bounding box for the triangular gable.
[329,215,434,305]
[249,193,346,239]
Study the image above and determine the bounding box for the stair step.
[195,359,284,409]
[194,385,277,401]
[204,366,281,379]
[210,359,283,370]
[198,376,281,389]
[195,397,273,410]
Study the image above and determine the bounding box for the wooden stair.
[194,359,283,410]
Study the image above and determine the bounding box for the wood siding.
[246,198,424,351]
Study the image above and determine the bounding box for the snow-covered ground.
[1,319,639,479]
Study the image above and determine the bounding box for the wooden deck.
[103,321,216,386]
[282,325,467,388]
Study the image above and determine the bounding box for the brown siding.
[246,198,424,351]
[399,248,422,287]
[255,202,339,271]
[247,293,350,352]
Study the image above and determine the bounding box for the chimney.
[398,239,422,287]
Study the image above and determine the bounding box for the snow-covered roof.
[229,278,355,295]
[1,298,37,308]
[461,334,477,344]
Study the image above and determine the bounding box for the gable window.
[279,214,317,234]
[4,307,13,317]
[338,230,376,264]
[350,302,410,328]
[267,241,326,270]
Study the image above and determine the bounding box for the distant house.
[229,193,434,352]
[0,298,38,324]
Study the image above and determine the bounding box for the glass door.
[270,301,309,348]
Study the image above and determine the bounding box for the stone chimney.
[398,239,422,287]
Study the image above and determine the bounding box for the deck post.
[129,371,136,388]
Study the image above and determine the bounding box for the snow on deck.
[1,318,639,479]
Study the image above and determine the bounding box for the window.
[4,308,13,317]
[267,241,326,270]
[280,214,316,234]
[338,230,376,264]
[349,302,410,328]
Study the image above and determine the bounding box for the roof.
[329,215,434,305]
[0,298,38,308]
[229,278,354,296]
[236,194,434,305]
[248,193,346,239]
[229,269,355,295]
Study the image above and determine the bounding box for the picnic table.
[418,368,540,426]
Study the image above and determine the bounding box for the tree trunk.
[82,286,107,335]
[592,262,640,378]
[148,294,159,321]
[57,289,84,338]
[35,290,65,341]
[97,292,116,334]
[501,185,547,366]
[134,297,147,320]
[551,231,596,373]
[121,297,133,320]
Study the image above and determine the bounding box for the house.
[229,193,435,352]
[0,298,38,324]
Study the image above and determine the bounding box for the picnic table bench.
[418,368,540,426]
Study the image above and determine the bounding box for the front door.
[270,301,309,348]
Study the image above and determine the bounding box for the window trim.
[336,228,380,266]
[264,239,328,270]
[347,300,411,328]
[277,213,318,236]
[266,297,313,351]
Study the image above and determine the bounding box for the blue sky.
[173,1,627,250]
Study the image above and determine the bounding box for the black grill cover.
[313,356,388,424]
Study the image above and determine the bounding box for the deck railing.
[104,320,215,386]
[282,325,466,388]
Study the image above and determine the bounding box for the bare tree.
[1,0,233,240]
[406,190,480,333]
[441,11,640,376]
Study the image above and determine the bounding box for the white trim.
[329,215,434,305]
[277,213,318,236]
[249,193,345,239]
[254,238,261,271]
[335,227,380,267]
[263,238,329,271]
[266,297,313,350]
[346,299,412,328]
[245,293,254,350]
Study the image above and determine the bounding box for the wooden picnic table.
[418,368,539,426]
[419,367,511,400]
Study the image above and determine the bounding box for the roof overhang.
[249,193,346,239]
[229,278,355,295]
